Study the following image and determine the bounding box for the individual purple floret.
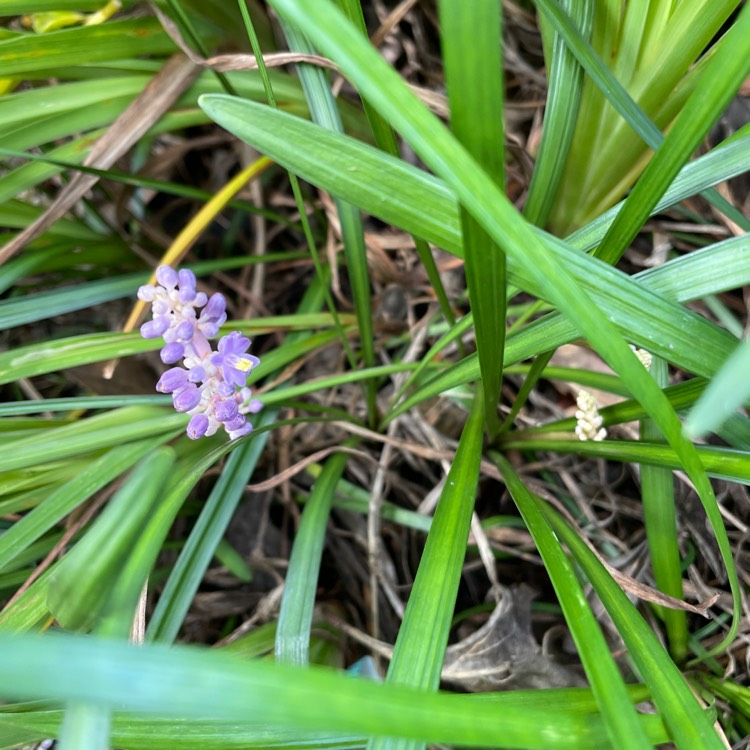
[212,331,261,388]
[139,265,262,440]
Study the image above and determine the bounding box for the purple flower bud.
[224,415,247,432]
[187,365,206,383]
[140,317,169,339]
[202,292,226,319]
[172,383,202,412]
[160,342,185,364]
[194,292,208,307]
[215,381,234,398]
[156,367,188,393]
[199,293,227,337]
[156,265,178,289]
[177,269,197,303]
[247,399,263,414]
[152,300,169,317]
[137,285,156,302]
[175,320,194,341]
[228,422,253,439]
[187,413,210,440]
[218,330,249,355]
[214,398,239,423]
[178,269,196,286]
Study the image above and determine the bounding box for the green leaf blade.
[373,396,484,750]
[494,454,654,750]
[438,0,506,436]
[275,444,351,665]
[539,504,726,750]
[685,336,750,439]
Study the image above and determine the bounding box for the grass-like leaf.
[640,357,687,661]
[197,93,750,262]
[372,394,484,750]
[199,97,744,383]
[0,407,184,472]
[547,0,741,232]
[0,18,176,77]
[438,0,506,435]
[537,501,726,749]
[57,701,109,750]
[494,453,653,749]
[685,336,750,439]
[275,443,352,665]
[0,437,166,572]
[389,239,743,423]
[146,418,274,643]
[536,0,748,235]
[0,688,674,749]
[499,434,750,485]
[525,0,592,226]
[0,630,675,749]
[0,260,312,331]
[277,19,377,425]
[48,448,175,632]
[591,2,750,262]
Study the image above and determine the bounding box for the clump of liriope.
[138,266,262,439]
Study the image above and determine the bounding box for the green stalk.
[640,356,687,662]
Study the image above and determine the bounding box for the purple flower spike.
[138,265,262,440]
[187,413,210,440]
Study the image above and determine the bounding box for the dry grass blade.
[0,53,199,265]
[605,566,719,617]
[151,4,337,74]
[245,445,373,492]
[370,0,420,47]
[204,52,338,73]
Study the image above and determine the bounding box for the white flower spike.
[574,389,607,442]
